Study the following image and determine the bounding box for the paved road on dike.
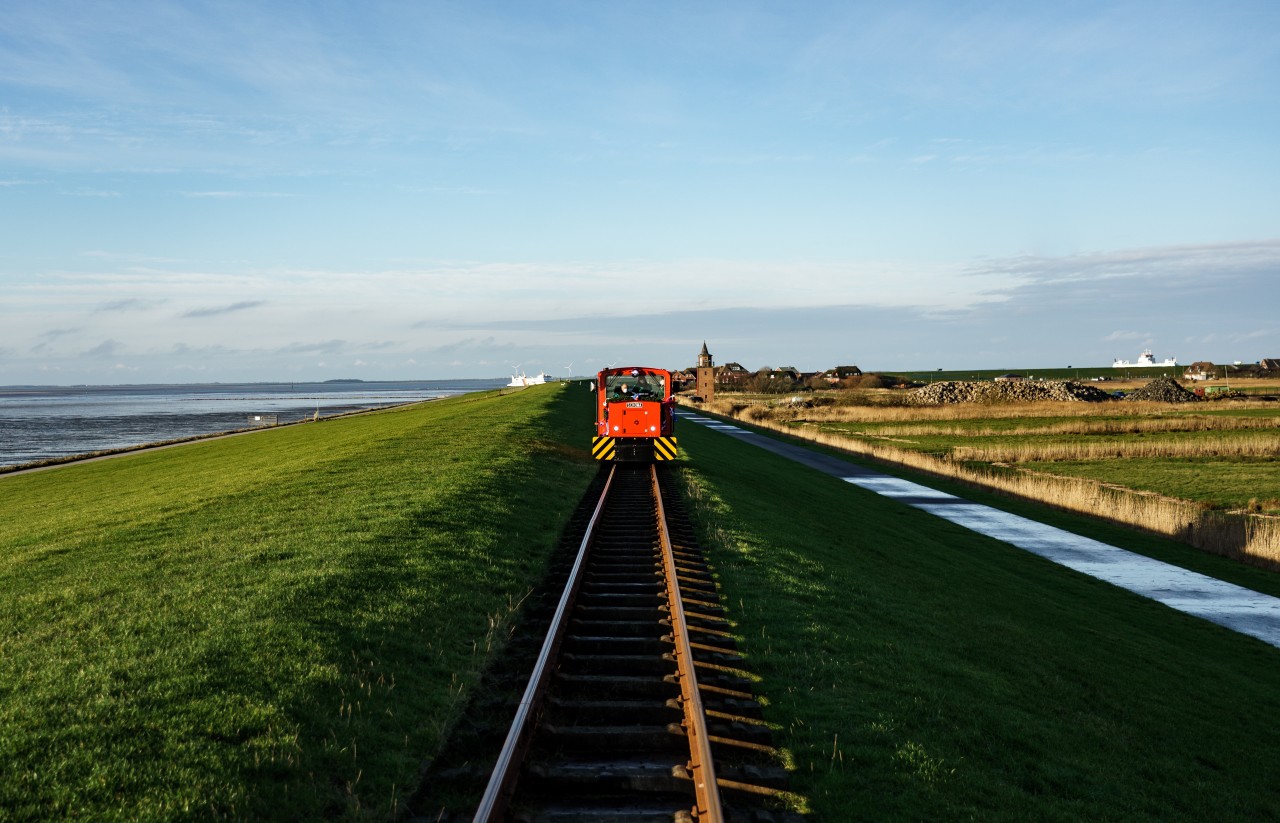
[677,411,1280,650]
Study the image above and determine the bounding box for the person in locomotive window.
[607,374,666,400]
[637,375,663,398]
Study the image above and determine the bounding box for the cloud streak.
[182,300,266,318]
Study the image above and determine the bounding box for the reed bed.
[686,399,1280,568]
[829,415,1280,438]
[711,396,1279,425]
[952,434,1280,463]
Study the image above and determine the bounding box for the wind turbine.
[563,361,573,382]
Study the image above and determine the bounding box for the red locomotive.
[593,366,678,462]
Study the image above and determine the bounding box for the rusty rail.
[651,464,724,822]
[473,464,618,822]
[470,464,745,821]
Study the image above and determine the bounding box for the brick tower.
[695,341,715,402]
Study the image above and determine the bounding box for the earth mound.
[909,380,1112,405]
[1124,377,1201,403]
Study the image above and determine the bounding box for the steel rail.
[651,464,725,822]
[473,464,618,822]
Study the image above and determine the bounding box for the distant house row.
[672,363,863,387]
[1185,359,1280,380]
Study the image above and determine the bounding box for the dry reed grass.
[835,415,1280,438]
[714,397,1279,425]
[683,398,1280,569]
[952,434,1280,463]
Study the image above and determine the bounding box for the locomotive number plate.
[626,402,644,408]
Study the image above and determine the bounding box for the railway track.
[413,464,797,821]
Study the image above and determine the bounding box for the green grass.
[1024,457,1280,512]
[674,418,1280,821]
[0,385,597,820]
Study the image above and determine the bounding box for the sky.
[1,0,1278,383]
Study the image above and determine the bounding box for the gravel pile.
[909,380,1113,405]
[1123,377,1201,403]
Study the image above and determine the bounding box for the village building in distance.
[674,343,1280,397]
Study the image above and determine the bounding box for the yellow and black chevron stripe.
[591,436,678,461]
[592,436,616,461]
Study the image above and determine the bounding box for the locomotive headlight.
[612,425,619,432]
[649,425,656,432]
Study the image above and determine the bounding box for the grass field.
[673,417,1280,820]
[0,385,597,819]
[694,393,1280,567]
[9,381,1280,819]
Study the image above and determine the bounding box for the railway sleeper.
[577,604,662,620]
[582,582,665,597]
[569,618,664,638]
[588,576,664,589]
[563,635,670,655]
[527,755,693,793]
[673,762,794,793]
[560,652,671,676]
[553,673,678,703]
[672,670,756,695]
[705,719,777,748]
[578,592,664,608]
[546,696,682,725]
[510,798,699,823]
[537,722,689,753]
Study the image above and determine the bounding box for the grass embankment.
[0,385,597,819]
[674,419,1280,821]
[697,397,1280,566]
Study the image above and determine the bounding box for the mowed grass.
[0,385,597,819]
[674,419,1280,821]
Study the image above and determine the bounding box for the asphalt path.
[677,410,1280,650]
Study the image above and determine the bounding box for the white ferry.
[506,370,552,388]
[1112,349,1178,368]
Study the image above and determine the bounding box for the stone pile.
[909,380,1112,405]
[1123,377,1201,403]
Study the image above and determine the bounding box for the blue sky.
[2,0,1277,383]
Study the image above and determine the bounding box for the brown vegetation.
[951,434,1280,463]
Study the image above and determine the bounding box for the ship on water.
[1113,349,1178,368]
[506,370,552,388]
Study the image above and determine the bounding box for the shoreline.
[0,398,436,479]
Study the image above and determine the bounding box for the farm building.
[1185,361,1216,380]
[821,365,863,384]
[715,362,750,384]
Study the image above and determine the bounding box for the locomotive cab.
[593,367,677,462]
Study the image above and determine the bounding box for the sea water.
[0,379,507,470]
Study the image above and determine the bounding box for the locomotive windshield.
[605,372,666,401]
